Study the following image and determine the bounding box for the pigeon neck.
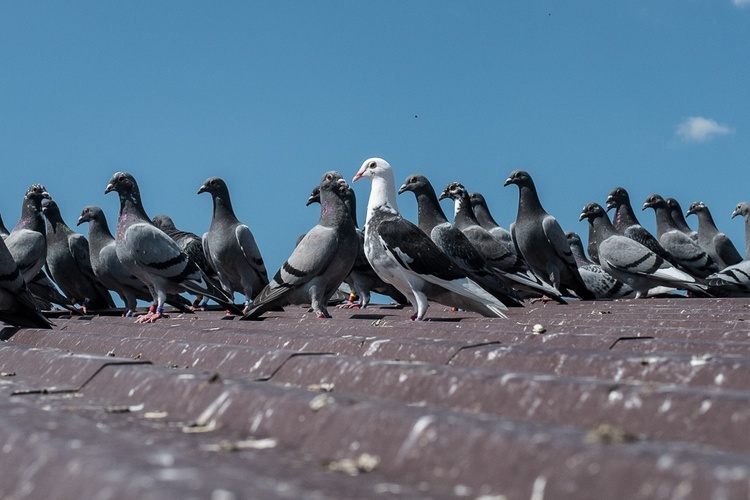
[569,239,592,266]
[744,217,750,259]
[670,208,694,235]
[45,214,71,239]
[211,192,239,224]
[592,215,618,244]
[412,187,447,234]
[651,206,676,239]
[87,218,115,253]
[452,194,479,231]
[365,175,399,224]
[612,202,639,233]
[17,198,45,234]
[473,202,500,230]
[344,197,359,228]
[695,210,719,239]
[516,183,545,218]
[319,189,352,228]
[116,191,150,240]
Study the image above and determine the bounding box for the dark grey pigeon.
[606,187,674,263]
[242,173,359,320]
[42,199,115,313]
[643,194,719,278]
[198,177,270,314]
[152,213,221,308]
[397,174,523,308]
[435,180,565,303]
[351,158,511,321]
[504,170,595,300]
[105,172,240,323]
[686,201,742,270]
[579,203,708,298]
[666,198,698,241]
[0,236,52,328]
[307,174,408,308]
[731,202,750,259]
[78,206,192,317]
[468,192,516,254]
[565,231,635,299]
[5,184,51,283]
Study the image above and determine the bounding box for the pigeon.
[686,201,742,270]
[579,202,708,298]
[105,172,241,323]
[397,174,523,307]
[732,202,750,259]
[0,236,53,329]
[242,173,359,320]
[198,177,270,314]
[565,231,635,299]
[4,184,51,283]
[78,206,192,317]
[666,198,698,241]
[436,180,565,303]
[42,198,115,313]
[307,174,408,308]
[352,158,511,320]
[642,194,719,278]
[504,170,595,300]
[152,213,221,308]
[468,192,515,254]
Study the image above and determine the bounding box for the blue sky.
[2,2,749,299]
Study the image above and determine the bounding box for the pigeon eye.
[118,175,126,182]
[210,179,217,186]
[368,161,376,169]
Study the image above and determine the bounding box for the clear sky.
[2,2,749,300]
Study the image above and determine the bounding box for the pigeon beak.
[578,211,587,222]
[76,216,84,226]
[104,183,115,194]
[197,185,207,195]
[605,196,615,211]
[732,209,740,219]
[503,178,512,187]
[352,172,362,183]
[437,190,450,201]
[641,202,649,211]
[397,183,408,195]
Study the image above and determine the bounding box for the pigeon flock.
[1,159,749,326]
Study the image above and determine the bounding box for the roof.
[2,297,750,498]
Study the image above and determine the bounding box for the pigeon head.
[152,214,178,232]
[732,202,750,220]
[397,174,430,195]
[685,201,707,217]
[579,202,607,223]
[438,182,469,202]
[306,186,321,206]
[352,157,390,183]
[642,194,666,211]
[605,187,629,211]
[666,198,686,215]
[77,206,104,226]
[105,172,139,197]
[469,192,487,207]
[26,184,51,204]
[565,231,583,246]
[197,177,229,196]
[503,170,532,188]
[41,198,58,217]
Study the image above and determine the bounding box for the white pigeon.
[352,158,509,321]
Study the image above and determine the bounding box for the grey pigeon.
[468,192,516,254]
[42,198,115,313]
[435,180,565,303]
[666,198,698,241]
[152,213,221,308]
[352,158,511,320]
[198,177,270,313]
[504,170,595,300]
[686,201,742,270]
[732,202,750,259]
[5,184,51,283]
[397,175,523,308]
[606,187,674,263]
[565,231,635,299]
[0,236,52,329]
[307,174,408,308]
[105,172,240,323]
[78,206,192,317]
[242,173,359,320]
[642,194,719,278]
[579,203,708,298]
